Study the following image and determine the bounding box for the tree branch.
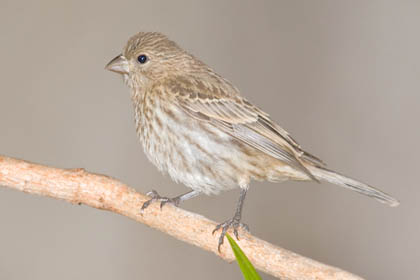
[0,155,363,280]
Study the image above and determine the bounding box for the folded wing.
[167,76,322,181]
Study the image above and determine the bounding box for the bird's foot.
[212,216,249,252]
[140,190,181,213]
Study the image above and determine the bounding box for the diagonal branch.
[0,155,363,280]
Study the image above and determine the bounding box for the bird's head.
[106,32,196,89]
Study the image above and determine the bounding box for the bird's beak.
[105,54,129,74]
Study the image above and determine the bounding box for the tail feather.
[308,166,399,207]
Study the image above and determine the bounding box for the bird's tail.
[307,166,399,207]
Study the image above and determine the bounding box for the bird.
[105,32,399,251]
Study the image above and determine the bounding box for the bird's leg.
[213,188,249,252]
[140,190,201,213]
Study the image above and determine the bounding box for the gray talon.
[160,197,181,209]
[140,190,200,214]
[213,217,249,252]
[141,190,175,212]
[213,188,249,252]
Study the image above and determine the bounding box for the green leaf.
[226,234,262,280]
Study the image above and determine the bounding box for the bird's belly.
[138,105,258,195]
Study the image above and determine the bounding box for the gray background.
[0,1,419,279]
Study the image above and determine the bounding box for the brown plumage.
[106,32,399,250]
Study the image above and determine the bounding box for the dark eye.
[137,54,148,64]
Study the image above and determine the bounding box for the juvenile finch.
[106,32,399,250]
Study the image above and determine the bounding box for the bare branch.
[0,155,363,280]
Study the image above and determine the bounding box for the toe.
[234,228,240,240]
[140,199,153,213]
[160,201,165,209]
[212,224,222,235]
[217,231,226,252]
[160,199,171,209]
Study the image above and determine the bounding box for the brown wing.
[167,75,323,181]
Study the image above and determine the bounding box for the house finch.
[106,32,399,250]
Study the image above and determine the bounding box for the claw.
[140,190,181,214]
[212,224,222,235]
[212,218,249,252]
[160,197,180,209]
[234,228,239,240]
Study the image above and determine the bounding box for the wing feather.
[168,76,322,180]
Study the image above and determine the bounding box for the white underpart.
[135,98,257,195]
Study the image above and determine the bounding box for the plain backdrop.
[1,1,419,279]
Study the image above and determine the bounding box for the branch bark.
[0,155,363,280]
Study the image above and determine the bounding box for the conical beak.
[105,54,129,74]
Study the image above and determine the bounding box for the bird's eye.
[137,54,148,64]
